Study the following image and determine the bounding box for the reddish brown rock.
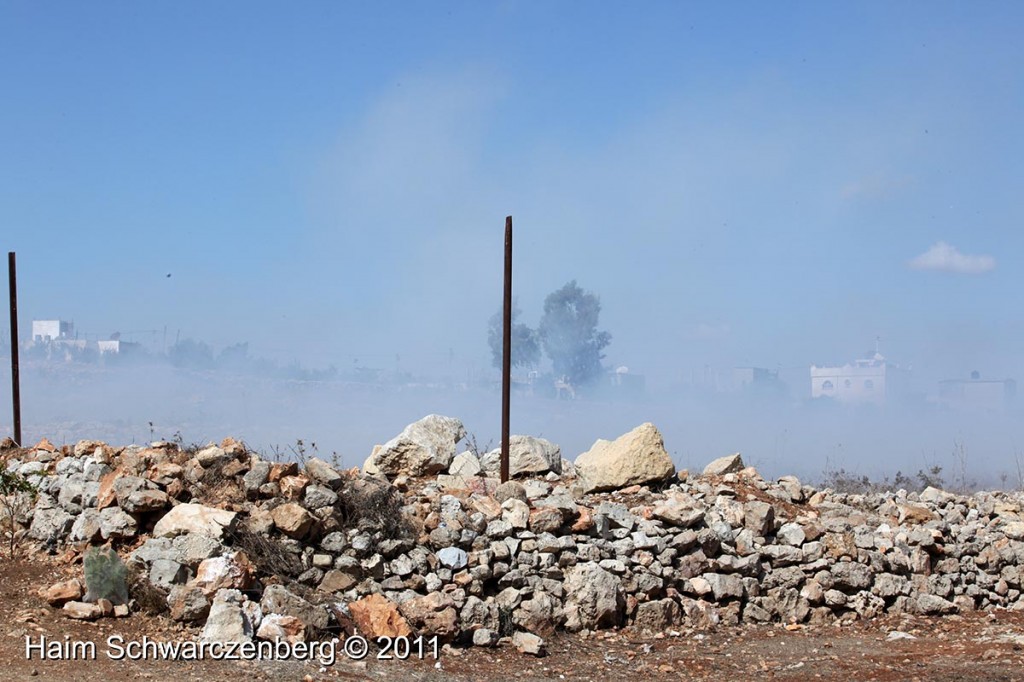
[270,502,314,539]
[193,551,255,597]
[268,462,298,483]
[147,461,184,487]
[96,467,126,510]
[279,474,310,501]
[572,506,595,533]
[348,594,413,639]
[42,578,83,607]
[398,592,459,640]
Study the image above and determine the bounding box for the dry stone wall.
[4,416,1024,655]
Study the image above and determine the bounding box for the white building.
[31,319,74,343]
[810,349,909,405]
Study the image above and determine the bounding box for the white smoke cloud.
[908,241,995,275]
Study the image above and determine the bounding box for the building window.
[864,379,874,390]
[822,380,834,391]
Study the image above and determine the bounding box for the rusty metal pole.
[8,252,21,446]
[500,217,512,483]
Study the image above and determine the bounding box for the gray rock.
[243,461,271,493]
[99,507,139,540]
[260,584,330,632]
[202,589,257,643]
[304,458,344,489]
[634,598,681,632]
[437,547,468,570]
[563,562,624,631]
[70,509,103,543]
[703,573,744,600]
[150,558,190,588]
[916,594,958,615]
[494,481,528,505]
[196,446,234,468]
[28,497,75,541]
[304,485,338,509]
[776,522,806,547]
[472,627,499,647]
[831,562,873,592]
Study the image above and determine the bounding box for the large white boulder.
[574,423,674,493]
[480,436,561,478]
[365,415,466,477]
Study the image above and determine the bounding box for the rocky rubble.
[4,416,1024,657]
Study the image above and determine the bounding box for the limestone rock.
[512,631,546,656]
[63,601,103,620]
[448,452,482,478]
[480,436,562,478]
[257,614,306,643]
[202,589,257,643]
[270,503,315,539]
[398,592,459,640]
[703,453,745,476]
[192,551,255,597]
[152,503,237,540]
[167,585,211,622]
[43,579,83,607]
[260,584,329,632]
[367,415,466,477]
[563,562,624,631]
[574,423,674,493]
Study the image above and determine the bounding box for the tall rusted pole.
[8,252,22,446]
[500,217,512,483]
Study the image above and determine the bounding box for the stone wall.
[4,416,1024,654]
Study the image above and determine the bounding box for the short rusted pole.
[8,252,21,446]
[500,217,512,483]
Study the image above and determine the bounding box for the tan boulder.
[271,503,314,539]
[702,453,745,476]
[574,423,675,493]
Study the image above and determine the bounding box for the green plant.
[0,465,39,558]
[83,545,130,605]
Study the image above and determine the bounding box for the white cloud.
[908,241,995,275]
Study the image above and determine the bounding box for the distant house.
[938,371,1016,413]
[810,348,909,405]
[31,319,74,343]
[733,367,780,391]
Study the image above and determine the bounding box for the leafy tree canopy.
[538,280,611,386]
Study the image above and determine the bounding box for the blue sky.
[2,1,1022,387]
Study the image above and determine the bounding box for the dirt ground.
[3,556,1024,682]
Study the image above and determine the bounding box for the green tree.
[538,280,611,386]
[487,300,541,369]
